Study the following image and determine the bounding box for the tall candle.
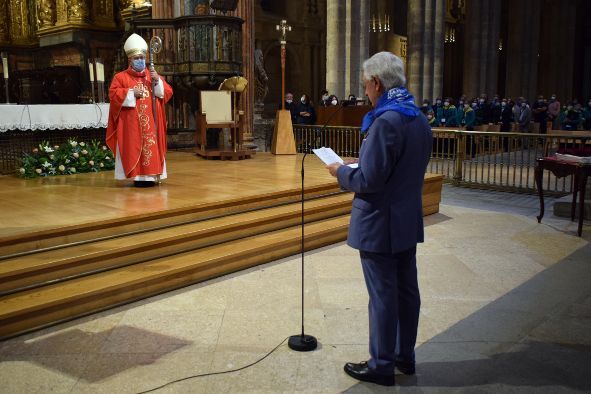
[2,56,8,79]
[96,61,104,82]
[88,61,94,82]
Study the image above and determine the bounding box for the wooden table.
[535,157,591,236]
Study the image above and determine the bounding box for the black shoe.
[344,361,395,386]
[133,181,155,188]
[395,358,416,375]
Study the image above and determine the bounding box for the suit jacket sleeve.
[336,116,398,194]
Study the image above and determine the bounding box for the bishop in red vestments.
[106,33,173,187]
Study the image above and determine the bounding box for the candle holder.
[88,59,96,103]
[1,52,12,105]
[95,58,105,103]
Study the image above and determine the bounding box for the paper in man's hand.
[313,147,358,168]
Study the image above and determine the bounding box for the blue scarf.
[361,87,420,132]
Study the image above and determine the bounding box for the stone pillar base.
[253,103,275,152]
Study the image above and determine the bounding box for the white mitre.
[124,33,148,57]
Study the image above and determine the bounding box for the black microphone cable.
[136,336,289,393]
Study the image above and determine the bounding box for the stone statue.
[254,48,268,104]
[37,0,56,28]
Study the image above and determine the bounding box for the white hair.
[362,52,406,90]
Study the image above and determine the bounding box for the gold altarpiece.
[0,0,253,154]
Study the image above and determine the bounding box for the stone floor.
[1,185,590,393]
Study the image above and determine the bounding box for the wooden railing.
[293,124,591,194]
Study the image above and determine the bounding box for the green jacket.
[436,105,458,126]
[463,108,475,128]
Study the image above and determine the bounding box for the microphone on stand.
[289,101,347,352]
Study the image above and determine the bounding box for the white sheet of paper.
[313,147,358,168]
[313,147,342,165]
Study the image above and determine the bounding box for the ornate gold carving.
[93,0,116,28]
[0,0,9,43]
[38,0,57,29]
[136,91,155,167]
[118,0,133,9]
[9,0,35,43]
[65,0,91,23]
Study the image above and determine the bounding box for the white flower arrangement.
[19,139,115,178]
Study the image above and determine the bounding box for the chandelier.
[370,14,390,33]
[444,25,456,43]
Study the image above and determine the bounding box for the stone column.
[505,0,540,102]
[152,0,173,18]
[407,0,445,103]
[237,0,256,149]
[326,0,369,99]
[463,0,501,99]
[326,0,345,98]
[538,0,577,102]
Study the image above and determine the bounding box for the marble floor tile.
[1,187,590,393]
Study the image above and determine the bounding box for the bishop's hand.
[133,86,144,98]
[149,67,159,85]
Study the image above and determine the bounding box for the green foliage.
[18,139,115,178]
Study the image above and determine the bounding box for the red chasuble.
[106,68,173,179]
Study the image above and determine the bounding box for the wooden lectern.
[195,76,254,160]
[272,109,297,155]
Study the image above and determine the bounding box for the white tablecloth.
[0,104,110,132]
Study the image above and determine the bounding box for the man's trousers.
[360,247,420,374]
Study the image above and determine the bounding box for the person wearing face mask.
[347,94,358,106]
[547,94,560,130]
[490,98,502,126]
[432,98,443,116]
[434,98,455,127]
[320,89,330,107]
[582,98,591,130]
[532,95,548,133]
[282,92,298,123]
[426,108,438,127]
[420,99,431,115]
[475,95,490,126]
[512,98,523,130]
[454,99,464,126]
[295,94,316,125]
[562,103,582,130]
[518,100,531,132]
[106,33,173,187]
[500,99,514,133]
[462,102,475,131]
[328,94,339,106]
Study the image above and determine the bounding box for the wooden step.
[0,215,350,339]
[0,193,353,295]
[0,183,342,258]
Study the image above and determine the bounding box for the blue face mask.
[131,58,145,71]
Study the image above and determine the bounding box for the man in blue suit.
[326,52,432,386]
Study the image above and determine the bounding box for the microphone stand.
[288,102,346,352]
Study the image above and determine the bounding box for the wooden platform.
[195,148,256,160]
[0,152,443,339]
